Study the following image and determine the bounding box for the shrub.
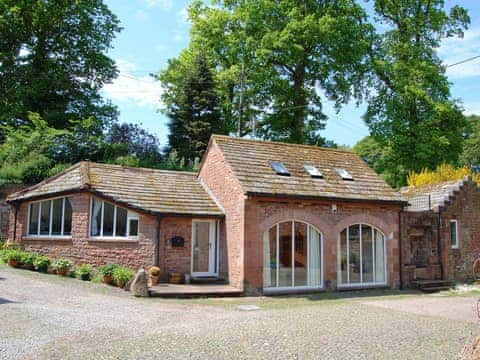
[98,263,120,277]
[113,267,134,288]
[33,256,51,273]
[149,266,161,276]
[52,258,73,275]
[76,264,94,281]
[6,249,24,264]
[20,252,36,268]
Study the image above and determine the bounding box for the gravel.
[0,266,477,359]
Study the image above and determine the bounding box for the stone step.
[190,276,227,285]
[412,279,453,293]
[420,286,451,293]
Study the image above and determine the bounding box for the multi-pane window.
[28,197,73,237]
[90,198,139,239]
[338,224,386,286]
[450,220,458,248]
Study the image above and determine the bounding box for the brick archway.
[258,208,330,237]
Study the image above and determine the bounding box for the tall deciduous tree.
[165,52,223,163]
[460,115,480,167]
[160,0,373,144]
[0,0,121,134]
[365,0,470,187]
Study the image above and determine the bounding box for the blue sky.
[102,0,480,147]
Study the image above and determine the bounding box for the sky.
[102,0,480,147]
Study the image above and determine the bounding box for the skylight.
[269,161,290,176]
[335,168,354,181]
[304,165,323,178]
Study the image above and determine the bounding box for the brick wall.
[244,197,402,292]
[199,139,245,289]
[0,202,9,240]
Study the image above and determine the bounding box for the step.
[420,286,452,293]
[190,276,227,285]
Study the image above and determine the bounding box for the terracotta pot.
[8,259,20,268]
[56,268,69,276]
[103,274,114,285]
[117,280,126,288]
[169,272,184,284]
[150,275,160,286]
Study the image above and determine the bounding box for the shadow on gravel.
[0,297,18,305]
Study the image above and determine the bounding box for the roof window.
[303,165,323,178]
[335,168,354,181]
[269,161,290,176]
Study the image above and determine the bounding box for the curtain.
[308,227,321,286]
[263,231,271,288]
[91,199,102,236]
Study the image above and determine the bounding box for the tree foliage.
[165,52,223,163]
[0,0,121,134]
[160,0,373,144]
[460,115,480,166]
[365,0,470,187]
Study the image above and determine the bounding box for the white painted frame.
[263,220,324,292]
[89,197,139,241]
[337,223,388,289]
[450,219,459,249]
[26,196,72,238]
[191,219,219,277]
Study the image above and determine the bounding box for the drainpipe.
[155,215,163,266]
[398,209,403,290]
[436,209,444,280]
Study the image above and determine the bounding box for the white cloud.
[135,9,150,22]
[177,7,189,25]
[145,0,173,11]
[102,59,163,108]
[439,27,480,79]
[463,102,480,116]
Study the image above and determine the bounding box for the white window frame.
[337,224,388,289]
[89,197,139,240]
[26,196,72,238]
[263,220,324,293]
[450,219,459,249]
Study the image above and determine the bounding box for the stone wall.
[244,197,402,292]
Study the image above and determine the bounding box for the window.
[338,224,386,286]
[90,198,139,239]
[28,197,73,237]
[303,164,323,178]
[263,221,323,290]
[269,161,290,176]
[335,168,354,181]
[450,220,458,248]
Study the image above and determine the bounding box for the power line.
[446,55,480,68]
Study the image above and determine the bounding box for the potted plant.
[33,255,51,273]
[169,272,184,284]
[52,258,73,276]
[113,267,134,288]
[76,264,94,281]
[98,263,120,285]
[6,250,24,268]
[149,266,161,285]
[20,252,36,270]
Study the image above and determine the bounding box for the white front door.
[191,220,217,277]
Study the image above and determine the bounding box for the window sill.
[88,237,139,243]
[23,236,72,241]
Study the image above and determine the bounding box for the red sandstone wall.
[11,193,156,270]
[198,139,245,289]
[244,197,402,292]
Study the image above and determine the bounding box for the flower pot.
[150,275,160,286]
[103,274,114,285]
[117,280,127,288]
[8,259,20,268]
[56,268,69,276]
[169,272,184,284]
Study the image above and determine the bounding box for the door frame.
[191,219,219,277]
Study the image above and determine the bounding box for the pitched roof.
[8,162,223,216]
[211,135,406,204]
[400,178,469,211]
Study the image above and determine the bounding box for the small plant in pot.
[20,252,36,270]
[6,250,24,268]
[52,258,73,276]
[98,263,120,285]
[149,266,161,285]
[33,255,50,273]
[113,267,134,288]
[76,264,94,281]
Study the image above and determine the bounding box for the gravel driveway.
[0,266,477,359]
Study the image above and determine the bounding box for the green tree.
[460,115,480,167]
[0,0,121,134]
[160,0,373,144]
[364,0,470,187]
[165,52,223,163]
